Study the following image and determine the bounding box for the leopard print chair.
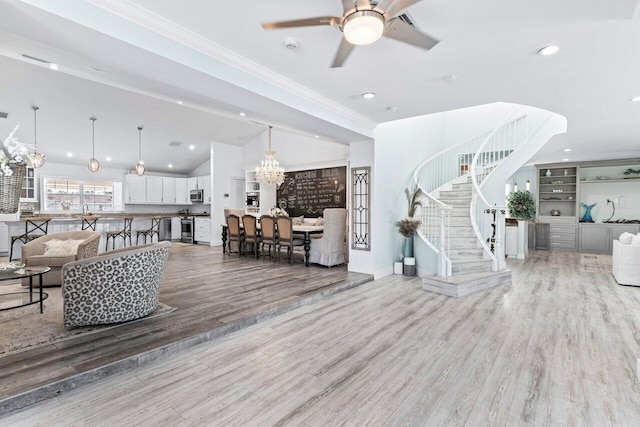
[62,241,171,329]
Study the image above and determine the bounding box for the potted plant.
[507,190,535,219]
[396,186,423,258]
[1,125,35,213]
[268,207,288,217]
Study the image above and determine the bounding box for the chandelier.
[255,126,284,188]
[31,106,45,168]
[88,116,100,172]
[135,126,145,176]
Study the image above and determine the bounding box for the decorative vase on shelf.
[403,236,414,258]
[545,169,552,177]
[580,202,596,222]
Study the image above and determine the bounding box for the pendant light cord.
[91,117,96,158]
[268,126,272,151]
[33,106,39,150]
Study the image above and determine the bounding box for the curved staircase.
[413,106,567,297]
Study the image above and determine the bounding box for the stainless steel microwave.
[190,189,203,202]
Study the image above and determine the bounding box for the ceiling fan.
[261,0,439,67]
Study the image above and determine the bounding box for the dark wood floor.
[0,243,372,414]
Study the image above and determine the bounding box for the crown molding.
[83,0,377,136]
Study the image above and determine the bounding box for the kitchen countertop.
[11,213,211,222]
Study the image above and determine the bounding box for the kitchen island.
[4,212,212,259]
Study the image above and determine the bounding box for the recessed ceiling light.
[314,135,319,138]
[631,96,640,102]
[49,63,59,70]
[537,45,559,56]
[564,148,571,152]
[362,92,376,99]
[562,158,569,162]
[177,101,183,105]
[66,152,73,157]
[105,156,112,161]
[168,164,173,168]
[189,145,195,150]
[239,112,246,117]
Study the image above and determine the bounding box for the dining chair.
[276,216,305,264]
[226,214,244,256]
[242,215,261,259]
[308,208,348,267]
[136,216,163,245]
[10,217,51,261]
[105,216,133,250]
[259,215,277,261]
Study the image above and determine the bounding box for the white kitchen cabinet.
[146,176,163,203]
[175,178,189,204]
[171,217,182,240]
[125,175,146,203]
[0,222,8,255]
[202,175,211,204]
[162,177,176,203]
[187,177,198,192]
[194,217,211,243]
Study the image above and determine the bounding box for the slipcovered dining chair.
[259,215,277,261]
[242,215,261,259]
[276,216,305,264]
[309,208,347,267]
[226,214,244,255]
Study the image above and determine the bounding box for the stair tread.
[424,269,511,285]
[452,257,492,264]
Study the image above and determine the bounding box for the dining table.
[221,223,323,267]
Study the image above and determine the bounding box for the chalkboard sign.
[276,166,347,217]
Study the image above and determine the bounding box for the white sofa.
[612,239,640,286]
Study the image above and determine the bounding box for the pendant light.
[255,126,285,188]
[88,117,100,172]
[31,106,45,168]
[135,126,145,176]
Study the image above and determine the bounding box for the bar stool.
[105,216,133,250]
[10,217,51,261]
[136,216,163,245]
[81,216,99,231]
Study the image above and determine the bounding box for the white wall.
[372,102,521,278]
[579,165,640,222]
[210,142,243,245]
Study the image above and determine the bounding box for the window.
[43,178,121,212]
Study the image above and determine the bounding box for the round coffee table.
[0,266,51,313]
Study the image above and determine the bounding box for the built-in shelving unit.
[245,171,260,213]
[537,165,578,218]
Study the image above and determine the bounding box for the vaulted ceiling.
[1,0,640,173]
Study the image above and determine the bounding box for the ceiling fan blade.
[342,0,356,14]
[355,0,372,10]
[384,0,424,18]
[383,18,439,50]
[262,16,339,30]
[331,38,355,68]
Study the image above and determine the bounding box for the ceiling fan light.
[343,11,384,46]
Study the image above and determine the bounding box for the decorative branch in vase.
[396,186,423,258]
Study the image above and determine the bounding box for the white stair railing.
[470,107,553,270]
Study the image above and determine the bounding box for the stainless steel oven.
[181,217,194,243]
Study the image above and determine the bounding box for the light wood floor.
[0,243,371,409]
[4,250,640,425]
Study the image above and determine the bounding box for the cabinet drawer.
[550,225,576,234]
[550,233,575,242]
[538,216,576,224]
[550,240,577,250]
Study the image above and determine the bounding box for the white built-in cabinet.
[194,217,211,243]
[146,176,163,203]
[125,174,211,205]
[175,178,188,204]
[170,217,182,240]
[125,175,147,203]
[162,177,176,204]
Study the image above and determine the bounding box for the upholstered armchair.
[612,239,640,286]
[309,208,347,267]
[21,231,101,287]
[62,241,172,329]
